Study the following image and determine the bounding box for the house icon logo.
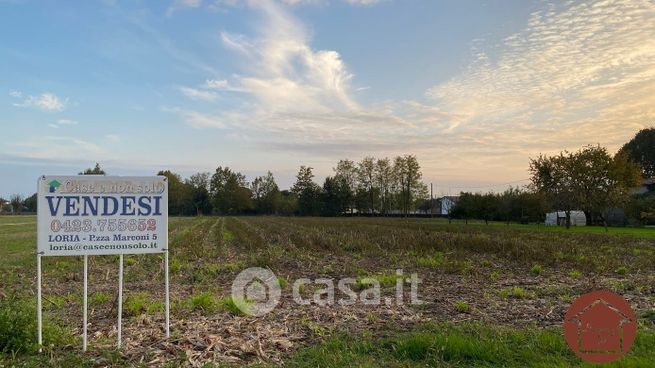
[47,180,62,193]
[563,290,637,363]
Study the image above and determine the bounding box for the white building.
[437,196,459,216]
[545,211,586,226]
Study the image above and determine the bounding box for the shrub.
[0,296,72,354]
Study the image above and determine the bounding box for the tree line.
[450,128,655,227]
[158,155,429,216]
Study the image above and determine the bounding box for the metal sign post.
[35,175,169,351]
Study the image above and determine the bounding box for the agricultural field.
[1,215,655,367]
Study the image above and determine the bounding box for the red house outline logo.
[564,290,637,363]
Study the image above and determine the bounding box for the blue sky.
[2,0,654,197]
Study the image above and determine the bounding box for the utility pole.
[430,183,433,218]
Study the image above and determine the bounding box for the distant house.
[436,196,459,216]
[0,199,11,214]
[545,211,586,226]
[631,178,655,195]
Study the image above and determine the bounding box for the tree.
[210,167,253,215]
[250,171,280,215]
[322,176,352,216]
[529,152,578,228]
[375,158,394,215]
[158,170,194,215]
[79,163,106,175]
[356,157,379,214]
[10,194,23,214]
[618,127,655,177]
[187,172,213,215]
[292,166,322,216]
[334,159,357,213]
[530,145,641,228]
[23,193,37,213]
[393,155,426,215]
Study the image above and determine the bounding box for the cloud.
[217,0,358,113]
[342,0,380,5]
[167,0,202,16]
[10,137,103,160]
[172,0,655,188]
[178,86,219,101]
[47,119,78,129]
[12,92,67,112]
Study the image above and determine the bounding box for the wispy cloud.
[11,91,68,112]
[167,0,203,16]
[170,0,655,185]
[178,86,220,101]
[10,137,103,160]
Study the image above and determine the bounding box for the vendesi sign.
[37,175,168,256]
[36,175,170,352]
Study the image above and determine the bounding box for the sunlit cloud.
[171,0,655,187]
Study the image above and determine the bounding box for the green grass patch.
[289,323,655,367]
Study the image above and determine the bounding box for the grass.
[454,301,470,313]
[531,264,543,275]
[500,287,532,300]
[288,323,655,367]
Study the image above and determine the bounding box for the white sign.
[36,175,171,351]
[37,175,168,256]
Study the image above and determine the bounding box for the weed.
[0,296,72,354]
[221,296,250,316]
[278,277,287,289]
[190,292,218,312]
[124,292,150,316]
[569,270,582,279]
[616,266,629,275]
[417,252,445,268]
[500,287,531,300]
[490,271,500,282]
[454,301,470,313]
[90,292,110,306]
[530,264,542,275]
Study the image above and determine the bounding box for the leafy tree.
[333,159,357,213]
[22,193,37,213]
[322,176,351,216]
[79,163,106,175]
[158,170,194,215]
[250,171,280,214]
[393,155,426,215]
[530,145,641,228]
[292,166,322,216]
[375,158,395,215]
[187,172,212,215]
[618,127,655,177]
[277,190,298,216]
[210,167,253,215]
[356,157,379,214]
[10,194,23,214]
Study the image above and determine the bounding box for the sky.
[1,0,654,197]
